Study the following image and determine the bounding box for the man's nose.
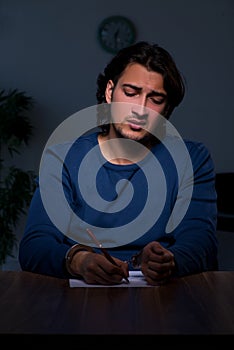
[131,97,148,116]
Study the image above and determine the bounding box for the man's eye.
[124,90,136,97]
[151,97,164,105]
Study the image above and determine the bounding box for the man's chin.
[121,130,153,144]
[113,124,152,142]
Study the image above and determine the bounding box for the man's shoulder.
[183,139,214,172]
[183,139,206,149]
[74,130,99,146]
[44,131,99,160]
[67,130,99,159]
[183,139,210,156]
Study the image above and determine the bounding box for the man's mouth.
[126,118,146,130]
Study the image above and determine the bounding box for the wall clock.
[97,15,136,54]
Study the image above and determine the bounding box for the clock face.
[98,16,136,54]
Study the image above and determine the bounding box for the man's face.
[105,63,167,144]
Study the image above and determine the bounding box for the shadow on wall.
[217,230,234,271]
[215,172,234,232]
[215,172,234,271]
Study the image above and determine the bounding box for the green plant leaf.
[0,88,34,156]
[0,88,35,266]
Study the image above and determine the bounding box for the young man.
[19,41,218,285]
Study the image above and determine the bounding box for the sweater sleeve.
[168,141,218,276]
[18,143,78,279]
[19,135,99,279]
[18,185,76,278]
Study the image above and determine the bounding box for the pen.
[86,228,129,283]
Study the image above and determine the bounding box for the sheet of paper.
[69,270,152,287]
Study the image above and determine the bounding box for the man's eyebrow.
[122,83,141,91]
[122,83,167,98]
[148,91,167,98]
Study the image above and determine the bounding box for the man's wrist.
[65,244,94,277]
[131,250,143,269]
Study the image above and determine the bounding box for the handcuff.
[65,244,94,277]
[130,250,143,269]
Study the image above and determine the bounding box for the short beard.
[112,123,157,148]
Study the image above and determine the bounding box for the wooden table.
[0,270,234,340]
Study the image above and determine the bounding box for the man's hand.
[141,241,175,285]
[70,251,129,285]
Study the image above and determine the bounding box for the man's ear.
[105,80,114,103]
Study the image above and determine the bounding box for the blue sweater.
[19,132,218,278]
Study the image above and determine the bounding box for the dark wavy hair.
[96,41,185,134]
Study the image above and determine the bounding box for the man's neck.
[98,133,151,165]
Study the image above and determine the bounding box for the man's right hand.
[70,251,129,285]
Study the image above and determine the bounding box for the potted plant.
[0,88,36,267]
